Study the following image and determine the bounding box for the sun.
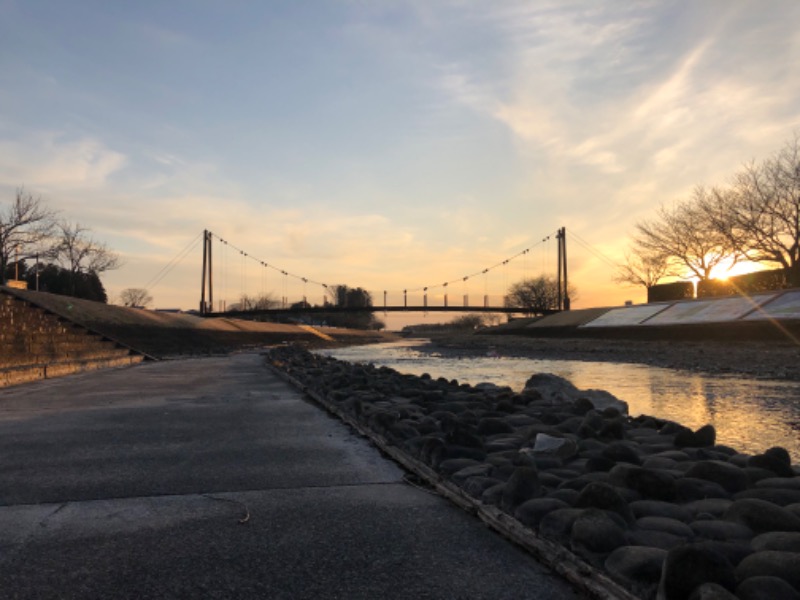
[710,257,765,281]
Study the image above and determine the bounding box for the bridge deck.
[206,306,557,318]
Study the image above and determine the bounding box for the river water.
[319,339,800,461]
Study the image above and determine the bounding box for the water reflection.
[320,340,800,461]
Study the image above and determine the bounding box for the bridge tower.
[556,227,570,311]
[200,230,213,314]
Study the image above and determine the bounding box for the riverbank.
[268,345,800,600]
[417,333,800,381]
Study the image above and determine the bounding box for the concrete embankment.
[268,345,800,600]
[1,286,394,387]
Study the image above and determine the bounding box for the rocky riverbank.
[267,345,800,600]
[416,333,800,382]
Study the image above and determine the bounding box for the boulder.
[684,460,749,494]
[687,583,738,600]
[514,497,570,528]
[736,551,800,589]
[751,531,800,553]
[736,576,800,600]
[723,498,800,533]
[571,508,627,555]
[637,516,693,538]
[462,476,503,499]
[690,520,753,542]
[538,508,585,540]
[630,500,692,522]
[609,464,677,501]
[527,433,578,459]
[675,424,717,449]
[575,481,635,524]
[734,488,800,507]
[748,453,795,478]
[500,466,541,513]
[657,543,737,600]
[676,477,731,502]
[605,545,667,596]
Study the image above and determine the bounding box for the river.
[319,339,800,461]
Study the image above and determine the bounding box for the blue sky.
[2,1,800,317]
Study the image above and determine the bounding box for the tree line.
[617,136,800,291]
[0,188,120,302]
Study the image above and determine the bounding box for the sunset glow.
[1,2,799,319]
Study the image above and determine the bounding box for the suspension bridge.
[144,226,620,319]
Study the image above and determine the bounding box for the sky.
[2,0,800,325]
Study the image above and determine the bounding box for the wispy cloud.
[0,133,126,189]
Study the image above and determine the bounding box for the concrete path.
[0,354,583,599]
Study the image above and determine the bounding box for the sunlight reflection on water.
[319,339,800,461]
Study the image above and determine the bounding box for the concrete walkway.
[0,354,583,599]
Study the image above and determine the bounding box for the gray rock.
[601,442,642,465]
[546,488,579,505]
[676,477,731,502]
[500,466,541,513]
[528,433,578,459]
[575,481,635,523]
[437,458,481,477]
[476,417,515,435]
[462,476,503,499]
[675,424,717,449]
[630,500,692,522]
[657,542,736,600]
[626,529,687,550]
[481,482,505,506]
[609,464,677,501]
[685,460,749,494]
[690,519,753,542]
[571,508,628,555]
[723,498,800,533]
[637,516,694,538]
[687,582,738,600]
[514,497,569,528]
[578,389,629,415]
[756,477,800,490]
[751,531,800,553]
[451,462,493,483]
[736,575,800,600]
[736,551,800,589]
[734,488,800,506]
[748,453,795,478]
[684,498,734,519]
[538,508,585,540]
[605,546,667,594]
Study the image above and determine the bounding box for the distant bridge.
[195,227,571,318]
[207,305,559,319]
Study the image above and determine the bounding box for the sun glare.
[712,258,765,281]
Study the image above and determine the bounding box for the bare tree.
[230,292,280,311]
[0,188,56,284]
[714,137,800,287]
[505,276,576,314]
[614,246,674,290]
[54,221,122,296]
[634,187,739,282]
[120,288,153,308]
